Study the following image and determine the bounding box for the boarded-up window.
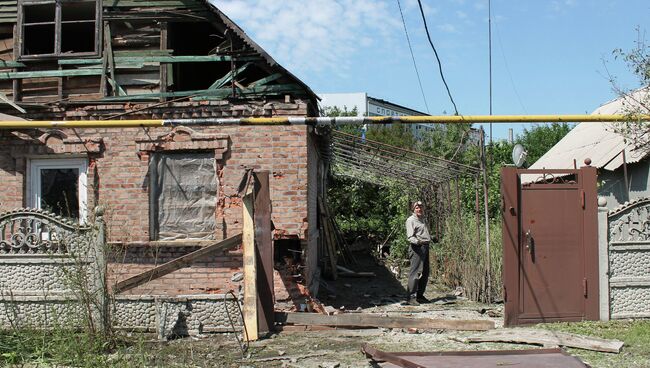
[150,152,217,241]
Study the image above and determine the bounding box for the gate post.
[581,164,600,321]
[597,197,610,321]
[500,167,519,327]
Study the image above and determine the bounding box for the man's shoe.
[406,298,420,306]
[416,296,430,304]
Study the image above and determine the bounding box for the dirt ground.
[139,252,647,368]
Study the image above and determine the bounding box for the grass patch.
[539,320,650,368]
[0,329,149,367]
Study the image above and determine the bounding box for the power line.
[493,16,528,114]
[416,0,459,115]
[396,0,430,114]
[488,0,493,144]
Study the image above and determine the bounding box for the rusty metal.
[501,166,599,326]
[253,171,274,334]
[362,344,588,368]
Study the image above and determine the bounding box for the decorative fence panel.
[0,208,242,339]
[0,208,107,331]
[607,198,650,319]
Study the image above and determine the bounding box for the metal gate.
[501,166,599,326]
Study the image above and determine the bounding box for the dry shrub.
[432,213,502,303]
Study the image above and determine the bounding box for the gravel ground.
[142,253,646,368]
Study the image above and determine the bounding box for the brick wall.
[0,122,311,297]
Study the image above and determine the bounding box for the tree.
[517,123,573,164]
[609,30,650,150]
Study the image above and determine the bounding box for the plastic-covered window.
[150,152,217,241]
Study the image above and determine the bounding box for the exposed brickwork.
[0,105,312,296]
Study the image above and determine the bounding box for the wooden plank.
[463,328,624,353]
[113,49,173,56]
[207,62,251,90]
[101,83,304,101]
[0,91,24,113]
[159,21,167,102]
[253,171,274,334]
[195,84,305,101]
[242,182,258,341]
[106,77,127,96]
[113,233,242,294]
[11,12,20,101]
[104,22,117,96]
[318,196,337,280]
[100,22,108,96]
[276,312,495,331]
[0,68,103,80]
[249,73,282,87]
[59,58,103,65]
[0,60,23,68]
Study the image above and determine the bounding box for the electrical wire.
[396,0,430,114]
[416,0,459,115]
[493,16,527,114]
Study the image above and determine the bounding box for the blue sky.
[217,0,649,140]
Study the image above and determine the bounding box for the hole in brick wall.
[274,237,301,269]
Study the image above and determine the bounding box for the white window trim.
[29,158,88,223]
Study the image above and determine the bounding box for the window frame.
[17,0,102,60]
[28,158,88,223]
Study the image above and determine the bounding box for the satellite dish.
[512,144,528,168]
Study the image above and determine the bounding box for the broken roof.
[530,88,650,171]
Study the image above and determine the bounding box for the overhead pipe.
[0,114,649,129]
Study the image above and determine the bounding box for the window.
[29,158,88,222]
[150,152,217,241]
[20,0,99,57]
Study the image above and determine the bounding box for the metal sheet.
[363,345,588,368]
[520,185,584,320]
[501,167,599,326]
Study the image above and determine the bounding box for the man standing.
[405,200,431,306]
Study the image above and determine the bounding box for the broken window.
[150,152,217,241]
[167,22,230,91]
[29,158,88,222]
[20,0,99,57]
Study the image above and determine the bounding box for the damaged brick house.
[0,0,325,302]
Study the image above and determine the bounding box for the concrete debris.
[231,272,244,282]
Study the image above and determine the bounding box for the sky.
[215,0,649,141]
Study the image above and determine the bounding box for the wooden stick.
[113,233,242,294]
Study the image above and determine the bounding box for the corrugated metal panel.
[531,88,649,171]
[0,0,17,23]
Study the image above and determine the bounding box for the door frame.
[501,166,599,326]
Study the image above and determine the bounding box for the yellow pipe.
[0,114,648,129]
